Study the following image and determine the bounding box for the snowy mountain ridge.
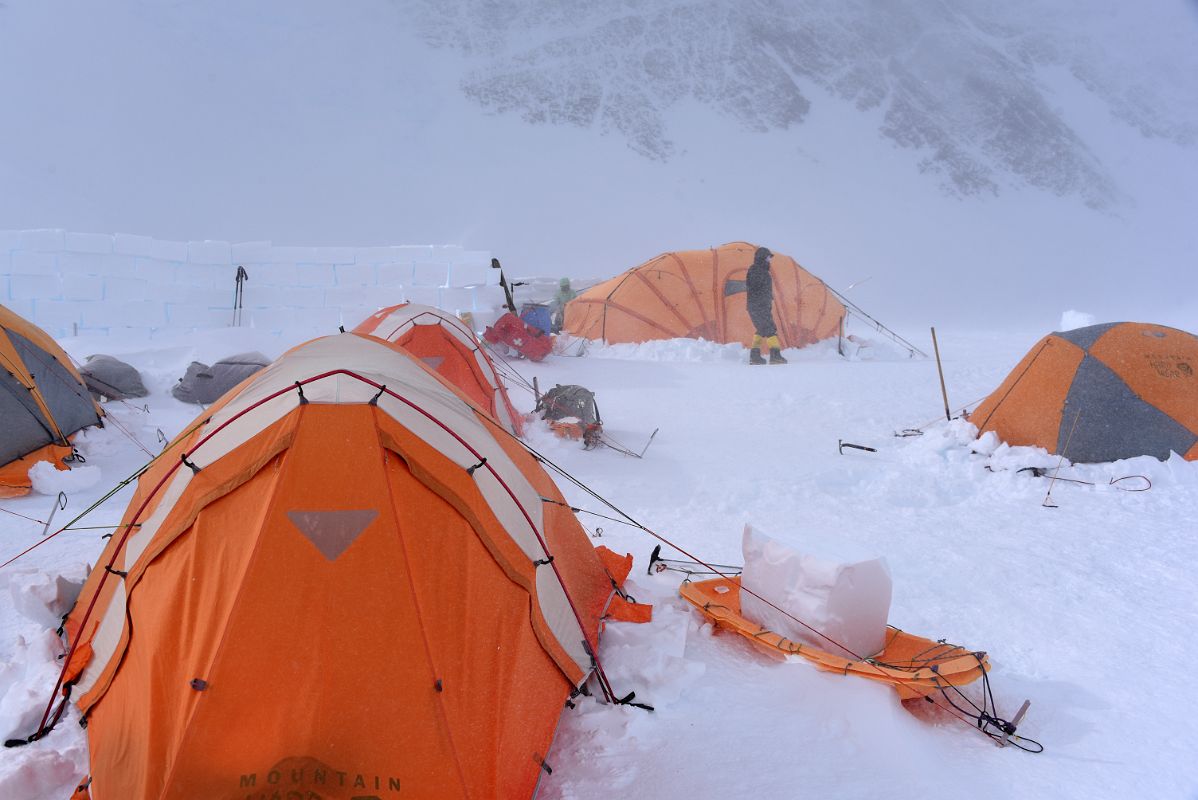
[406,0,1197,207]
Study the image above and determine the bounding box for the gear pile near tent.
[78,354,148,402]
[563,242,846,348]
[1,304,104,497]
[55,333,642,800]
[354,303,523,435]
[969,322,1198,463]
[170,351,270,405]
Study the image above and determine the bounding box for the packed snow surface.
[1,323,1196,799]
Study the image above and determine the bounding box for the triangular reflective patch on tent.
[286,509,379,561]
[420,356,445,370]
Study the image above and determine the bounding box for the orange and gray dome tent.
[563,242,846,347]
[1,304,103,497]
[354,303,523,435]
[55,333,624,800]
[969,322,1198,463]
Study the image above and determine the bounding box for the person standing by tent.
[746,247,787,365]
[550,276,577,333]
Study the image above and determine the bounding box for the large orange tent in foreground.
[59,333,620,799]
[354,303,523,435]
[1,304,103,496]
[563,242,846,348]
[969,322,1198,463]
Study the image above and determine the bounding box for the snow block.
[62,274,104,302]
[132,258,179,286]
[254,286,325,309]
[9,273,62,301]
[377,262,413,286]
[412,262,449,287]
[102,276,149,302]
[308,246,356,264]
[165,304,233,328]
[10,251,57,273]
[114,233,155,257]
[405,287,442,307]
[19,228,65,252]
[65,232,114,254]
[295,264,337,288]
[472,285,510,310]
[740,524,892,660]
[0,230,22,252]
[187,240,232,265]
[83,300,166,329]
[149,238,189,262]
[248,305,340,334]
[353,245,408,264]
[31,300,82,333]
[428,245,466,262]
[448,261,490,287]
[154,285,229,307]
[337,305,381,328]
[3,297,34,319]
[439,287,476,314]
[175,264,227,289]
[231,240,273,263]
[57,252,138,277]
[325,286,387,311]
[333,262,376,287]
[247,262,298,286]
[392,245,436,260]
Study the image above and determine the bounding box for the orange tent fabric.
[969,322,1198,463]
[1,304,103,497]
[61,333,613,799]
[355,303,523,435]
[563,242,846,347]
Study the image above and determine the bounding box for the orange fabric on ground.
[564,242,845,347]
[0,442,74,497]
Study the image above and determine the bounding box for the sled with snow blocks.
[483,311,554,361]
[680,576,989,700]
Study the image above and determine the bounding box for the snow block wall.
[0,229,505,339]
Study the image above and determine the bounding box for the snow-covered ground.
[2,320,1195,799]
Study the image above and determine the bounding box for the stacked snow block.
[0,230,500,339]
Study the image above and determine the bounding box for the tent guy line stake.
[838,440,876,455]
[931,327,951,422]
[1042,410,1082,508]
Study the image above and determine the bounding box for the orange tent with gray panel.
[353,303,523,435]
[57,333,623,800]
[1,304,103,497]
[969,322,1198,463]
[563,242,846,347]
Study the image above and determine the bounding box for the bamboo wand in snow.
[931,327,951,422]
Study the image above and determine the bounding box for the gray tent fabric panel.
[1052,322,1122,353]
[80,355,149,401]
[1058,355,1198,462]
[0,368,56,464]
[172,352,270,405]
[6,330,101,439]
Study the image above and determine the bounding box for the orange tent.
[970,322,1198,463]
[59,333,620,799]
[563,242,846,347]
[1,304,103,497]
[355,303,523,435]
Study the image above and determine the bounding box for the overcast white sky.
[1,0,1195,327]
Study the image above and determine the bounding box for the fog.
[1,0,1195,328]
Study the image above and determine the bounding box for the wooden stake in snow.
[931,327,951,422]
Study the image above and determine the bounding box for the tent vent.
[434,679,443,693]
[189,679,208,691]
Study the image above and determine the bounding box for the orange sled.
[680,576,989,700]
